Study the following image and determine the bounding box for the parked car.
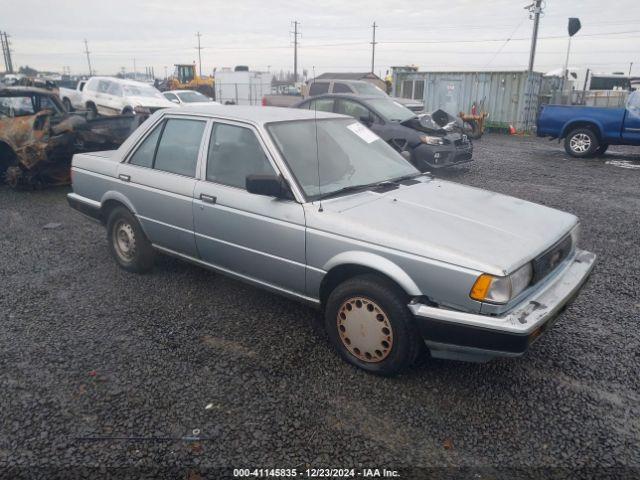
[307,79,424,112]
[295,94,473,170]
[162,89,220,107]
[68,105,595,375]
[537,91,640,157]
[58,80,86,111]
[81,77,175,118]
[0,86,142,188]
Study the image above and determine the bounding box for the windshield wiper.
[316,183,376,201]
[388,172,426,183]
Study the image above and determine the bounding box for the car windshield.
[122,84,164,98]
[177,91,212,103]
[351,82,387,97]
[267,118,418,200]
[367,98,416,123]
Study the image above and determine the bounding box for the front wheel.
[324,274,423,376]
[63,98,73,112]
[106,206,155,273]
[564,128,599,158]
[595,143,609,156]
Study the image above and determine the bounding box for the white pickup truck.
[59,80,86,112]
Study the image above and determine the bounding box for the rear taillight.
[261,97,266,106]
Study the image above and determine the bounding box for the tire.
[122,107,133,115]
[595,143,609,156]
[86,102,98,120]
[106,206,155,273]
[564,128,599,158]
[63,98,73,112]
[324,274,423,376]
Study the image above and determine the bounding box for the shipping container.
[391,70,544,132]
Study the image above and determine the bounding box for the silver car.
[68,105,596,375]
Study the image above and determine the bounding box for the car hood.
[128,96,175,108]
[305,178,577,275]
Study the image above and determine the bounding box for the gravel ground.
[0,134,639,478]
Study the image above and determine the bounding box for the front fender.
[323,251,421,296]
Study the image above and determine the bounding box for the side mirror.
[359,114,373,126]
[400,150,411,161]
[170,98,180,104]
[246,174,292,199]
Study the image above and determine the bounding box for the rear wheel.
[86,102,98,119]
[63,98,73,112]
[564,128,599,158]
[106,206,155,273]
[324,274,423,376]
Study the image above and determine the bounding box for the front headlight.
[470,263,533,304]
[420,135,445,145]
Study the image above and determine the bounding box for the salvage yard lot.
[1,134,639,473]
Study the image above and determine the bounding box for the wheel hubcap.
[113,221,136,261]
[570,133,591,153]
[337,297,393,363]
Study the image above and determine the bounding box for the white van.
[82,77,174,117]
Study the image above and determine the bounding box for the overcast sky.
[2,0,639,78]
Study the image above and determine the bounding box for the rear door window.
[154,119,206,177]
[309,82,330,96]
[129,124,162,168]
[333,83,353,94]
[307,98,335,112]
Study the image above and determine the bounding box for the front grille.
[532,234,573,283]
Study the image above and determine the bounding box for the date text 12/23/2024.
[233,468,400,478]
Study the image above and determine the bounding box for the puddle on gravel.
[605,160,640,170]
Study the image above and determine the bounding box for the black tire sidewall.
[324,274,422,376]
[106,207,154,273]
[565,128,599,158]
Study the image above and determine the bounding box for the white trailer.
[214,70,271,106]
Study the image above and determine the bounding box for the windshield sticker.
[347,122,379,143]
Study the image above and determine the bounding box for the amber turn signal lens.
[470,274,494,301]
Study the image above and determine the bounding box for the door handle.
[118,174,130,182]
[200,193,216,204]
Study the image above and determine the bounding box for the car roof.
[87,76,155,87]
[302,93,381,102]
[172,104,345,124]
[164,90,200,95]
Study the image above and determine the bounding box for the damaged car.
[295,94,473,170]
[0,87,144,188]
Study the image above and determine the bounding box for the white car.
[162,90,220,107]
[81,77,175,117]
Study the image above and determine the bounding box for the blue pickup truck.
[537,91,640,157]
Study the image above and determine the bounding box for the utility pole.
[526,0,543,73]
[83,39,93,76]
[2,32,14,74]
[196,32,203,78]
[370,21,378,74]
[133,58,136,77]
[291,21,300,83]
[629,62,634,76]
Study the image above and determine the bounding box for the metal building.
[391,69,544,132]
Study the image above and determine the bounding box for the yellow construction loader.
[166,64,215,99]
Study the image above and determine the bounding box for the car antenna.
[312,66,323,212]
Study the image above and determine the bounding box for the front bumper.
[408,249,596,362]
[413,141,474,169]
